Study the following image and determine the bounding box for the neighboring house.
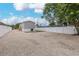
[0,22,12,37]
[19,21,36,32]
[0,22,5,25]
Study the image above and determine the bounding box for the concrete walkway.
[0,30,79,56]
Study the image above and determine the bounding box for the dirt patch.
[0,30,79,55]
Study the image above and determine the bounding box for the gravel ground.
[0,30,79,56]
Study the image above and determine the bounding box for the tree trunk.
[74,20,79,35]
[75,26,79,35]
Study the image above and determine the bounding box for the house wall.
[23,22,35,29]
[20,21,35,32]
[0,25,12,37]
[35,26,77,34]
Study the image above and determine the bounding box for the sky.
[0,3,49,26]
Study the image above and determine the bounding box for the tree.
[43,3,79,34]
[10,23,20,30]
[15,23,20,29]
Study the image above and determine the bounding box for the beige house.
[19,21,36,32]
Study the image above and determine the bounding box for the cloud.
[13,3,45,13]
[1,16,18,25]
[34,9,43,13]
[29,3,45,13]
[35,18,49,26]
[1,16,49,26]
[13,3,27,11]
[2,16,34,25]
[22,17,49,26]
[33,4,45,13]
[1,16,22,25]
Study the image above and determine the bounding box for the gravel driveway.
[0,30,79,56]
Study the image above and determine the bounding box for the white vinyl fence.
[0,25,12,37]
[36,26,77,34]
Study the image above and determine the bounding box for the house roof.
[19,21,35,24]
[0,22,5,25]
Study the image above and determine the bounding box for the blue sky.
[0,3,42,19]
[0,3,49,26]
